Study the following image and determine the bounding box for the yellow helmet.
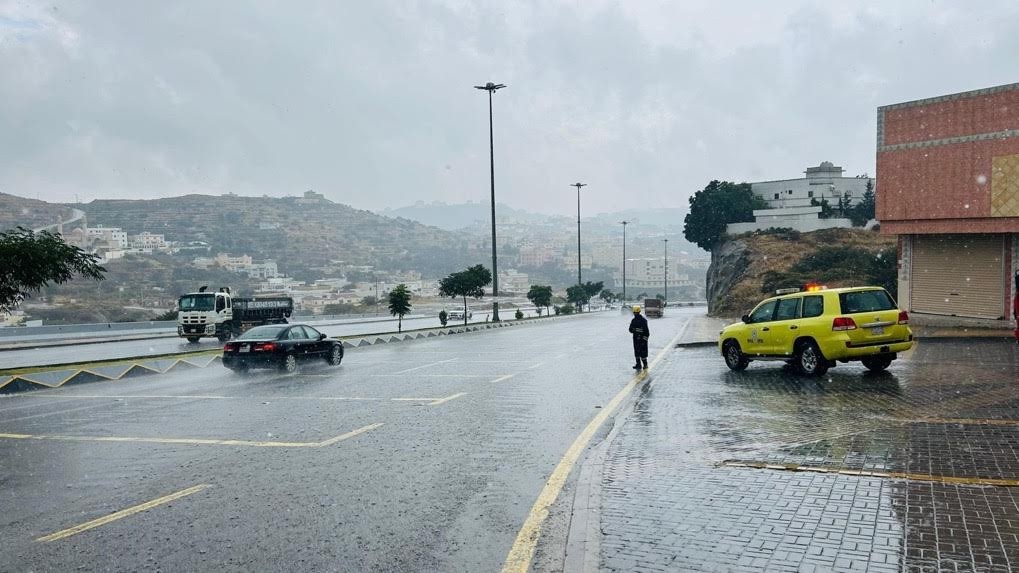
[632,305,642,313]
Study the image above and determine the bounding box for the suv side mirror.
[741,314,751,324]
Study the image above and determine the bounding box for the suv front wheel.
[796,340,829,376]
[723,340,749,372]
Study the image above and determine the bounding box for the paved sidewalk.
[585,337,1019,572]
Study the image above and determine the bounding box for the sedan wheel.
[280,353,298,374]
[327,345,343,366]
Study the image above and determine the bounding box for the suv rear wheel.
[861,355,893,372]
[723,340,749,372]
[796,340,829,376]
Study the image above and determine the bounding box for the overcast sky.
[1,1,1016,216]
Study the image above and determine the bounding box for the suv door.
[769,296,803,357]
[744,299,778,356]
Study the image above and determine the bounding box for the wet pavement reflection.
[597,338,1019,572]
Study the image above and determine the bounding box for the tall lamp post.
[571,182,586,286]
[663,238,669,305]
[475,81,506,321]
[619,220,630,301]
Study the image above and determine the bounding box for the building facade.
[753,162,873,210]
[877,82,1019,322]
[613,258,693,294]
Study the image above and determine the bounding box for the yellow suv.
[718,286,914,376]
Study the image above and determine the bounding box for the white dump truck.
[177,286,293,343]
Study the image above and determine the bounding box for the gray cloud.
[1,0,1017,215]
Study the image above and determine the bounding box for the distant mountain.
[3,192,483,279]
[0,193,75,232]
[379,201,555,230]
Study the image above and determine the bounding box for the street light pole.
[663,238,668,305]
[619,220,630,301]
[475,82,506,321]
[571,182,586,286]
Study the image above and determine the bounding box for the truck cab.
[178,287,234,343]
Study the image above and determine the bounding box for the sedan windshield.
[237,325,287,340]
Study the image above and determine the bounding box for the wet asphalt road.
[0,309,690,572]
[0,312,535,370]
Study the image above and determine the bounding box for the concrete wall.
[726,218,852,235]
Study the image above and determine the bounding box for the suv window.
[802,295,824,318]
[774,297,801,321]
[839,290,895,314]
[748,300,777,324]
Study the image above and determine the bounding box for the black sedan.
[222,324,343,373]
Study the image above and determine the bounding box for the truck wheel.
[326,345,343,366]
[723,340,749,372]
[186,337,201,343]
[861,355,893,372]
[217,330,231,343]
[796,340,829,377]
[280,353,298,374]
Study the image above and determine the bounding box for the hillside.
[706,228,897,317]
[75,194,480,278]
[0,193,75,231]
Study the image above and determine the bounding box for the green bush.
[559,304,575,315]
[438,309,448,326]
[515,309,524,320]
[760,245,897,298]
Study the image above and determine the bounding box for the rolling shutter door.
[911,235,1004,319]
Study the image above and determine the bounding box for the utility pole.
[619,220,629,301]
[663,238,669,305]
[571,182,586,286]
[475,82,507,321]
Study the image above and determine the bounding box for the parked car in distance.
[447,308,472,322]
[718,286,914,376]
[222,324,343,374]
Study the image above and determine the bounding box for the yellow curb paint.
[500,322,689,573]
[722,461,1019,487]
[427,392,467,406]
[37,484,211,542]
[0,423,382,448]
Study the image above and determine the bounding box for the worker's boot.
[632,362,642,370]
[641,358,649,370]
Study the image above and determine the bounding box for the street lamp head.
[571,182,587,189]
[474,82,506,92]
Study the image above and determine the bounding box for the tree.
[387,284,412,332]
[566,284,589,311]
[527,284,553,316]
[599,289,616,303]
[810,197,835,219]
[0,228,106,312]
[361,295,377,307]
[848,180,876,227]
[683,180,763,250]
[438,264,492,325]
[582,281,604,309]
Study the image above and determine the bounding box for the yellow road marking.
[37,484,211,542]
[526,362,545,370]
[490,374,516,384]
[722,461,1019,487]
[427,392,467,406]
[0,423,382,448]
[501,323,689,573]
[315,423,384,446]
[392,358,458,374]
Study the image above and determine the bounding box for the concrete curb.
[0,311,601,395]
